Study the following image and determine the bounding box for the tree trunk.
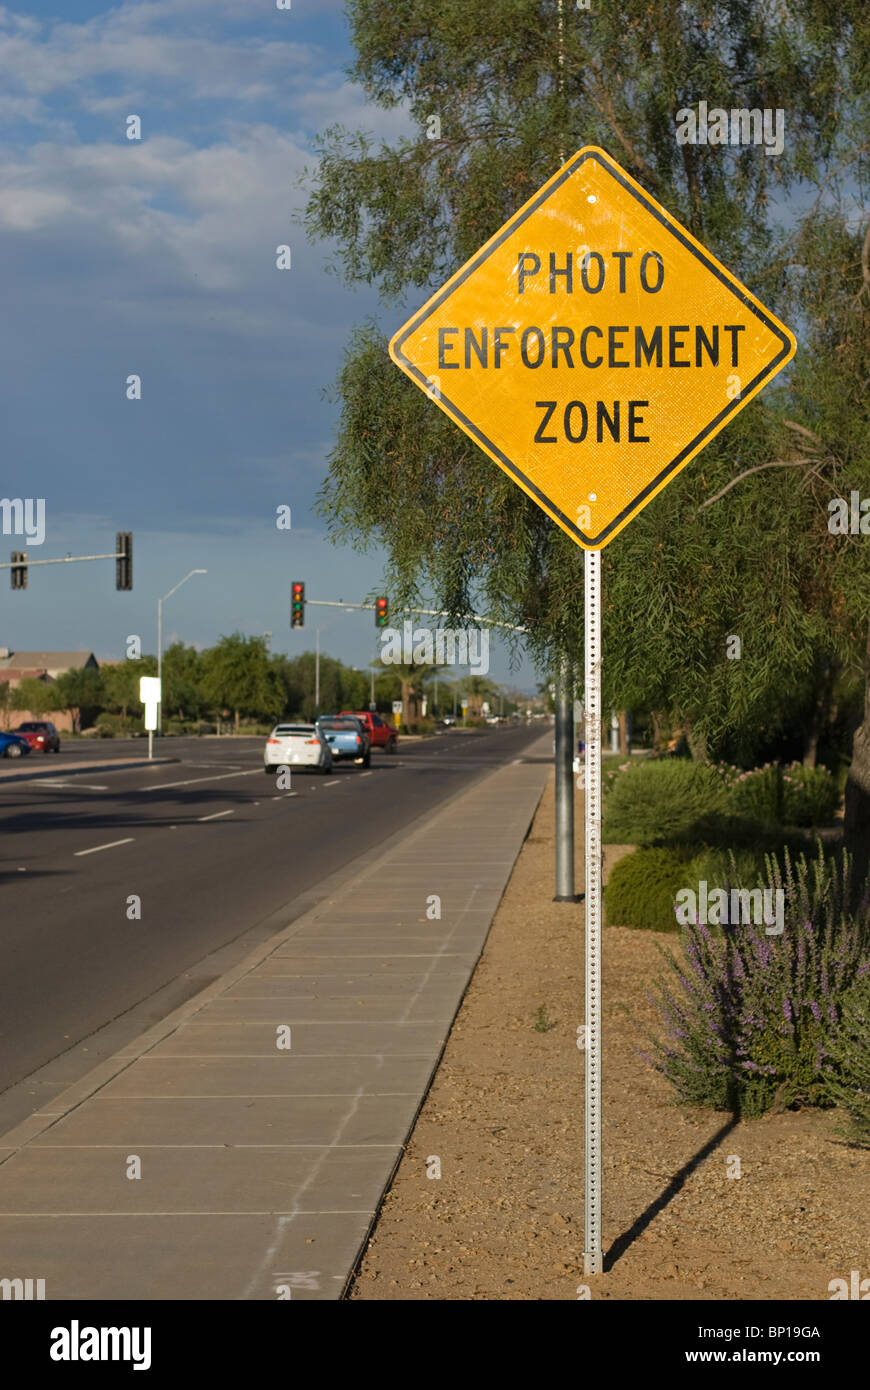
[618,710,629,756]
[803,731,820,769]
[843,618,870,910]
[803,659,837,767]
[650,709,664,751]
[686,724,708,761]
[401,678,420,727]
[234,708,240,734]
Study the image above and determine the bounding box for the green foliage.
[201,635,283,723]
[647,849,870,1116]
[13,677,56,717]
[781,764,841,827]
[724,764,784,824]
[602,759,729,845]
[605,847,695,932]
[54,667,105,732]
[606,843,773,933]
[824,969,870,1145]
[603,758,841,851]
[722,762,840,827]
[303,0,870,789]
[533,1004,557,1033]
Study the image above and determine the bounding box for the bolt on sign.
[389,146,796,548]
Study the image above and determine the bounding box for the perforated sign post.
[389,145,796,1275]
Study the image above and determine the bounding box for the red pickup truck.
[339,710,398,753]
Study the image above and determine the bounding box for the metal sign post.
[583,549,603,1275]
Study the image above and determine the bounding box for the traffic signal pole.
[554,654,578,902]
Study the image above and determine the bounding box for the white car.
[264,723,333,774]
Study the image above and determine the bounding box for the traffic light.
[291,581,305,628]
[116,532,133,590]
[10,551,27,590]
[375,596,388,628]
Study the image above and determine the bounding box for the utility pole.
[554,654,579,901]
[315,628,321,714]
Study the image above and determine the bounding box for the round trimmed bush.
[605,846,695,931]
[602,759,729,846]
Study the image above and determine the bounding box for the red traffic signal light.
[291,582,305,628]
[375,596,388,628]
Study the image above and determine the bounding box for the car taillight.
[305,738,319,745]
[267,738,281,743]
[355,735,361,745]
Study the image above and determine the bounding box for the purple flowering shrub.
[646,847,870,1116]
[824,971,870,1145]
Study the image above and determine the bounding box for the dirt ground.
[350,774,870,1301]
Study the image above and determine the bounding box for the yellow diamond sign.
[389,146,796,549]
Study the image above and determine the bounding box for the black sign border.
[391,148,794,547]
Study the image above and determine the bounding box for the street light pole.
[156,569,207,735]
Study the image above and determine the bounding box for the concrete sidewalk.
[0,736,551,1300]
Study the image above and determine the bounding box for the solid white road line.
[74,838,135,857]
[33,782,109,791]
[198,809,235,822]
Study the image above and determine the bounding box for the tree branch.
[698,459,819,510]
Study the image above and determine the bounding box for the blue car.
[0,731,32,759]
[316,716,371,767]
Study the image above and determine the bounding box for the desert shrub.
[602,759,729,845]
[605,847,695,931]
[607,844,776,933]
[780,764,840,827]
[686,844,773,890]
[724,764,783,824]
[823,970,870,1145]
[647,848,870,1116]
[722,762,840,828]
[403,718,437,735]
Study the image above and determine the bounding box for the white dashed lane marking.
[74,838,135,857]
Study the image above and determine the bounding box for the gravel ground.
[350,773,870,1301]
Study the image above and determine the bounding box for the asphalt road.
[0,724,546,1130]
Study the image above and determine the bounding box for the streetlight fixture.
[157,569,207,735]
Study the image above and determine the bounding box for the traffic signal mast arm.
[0,549,129,568]
[300,598,527,633]
[5,539,133,592]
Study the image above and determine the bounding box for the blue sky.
[0,0,539,692]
